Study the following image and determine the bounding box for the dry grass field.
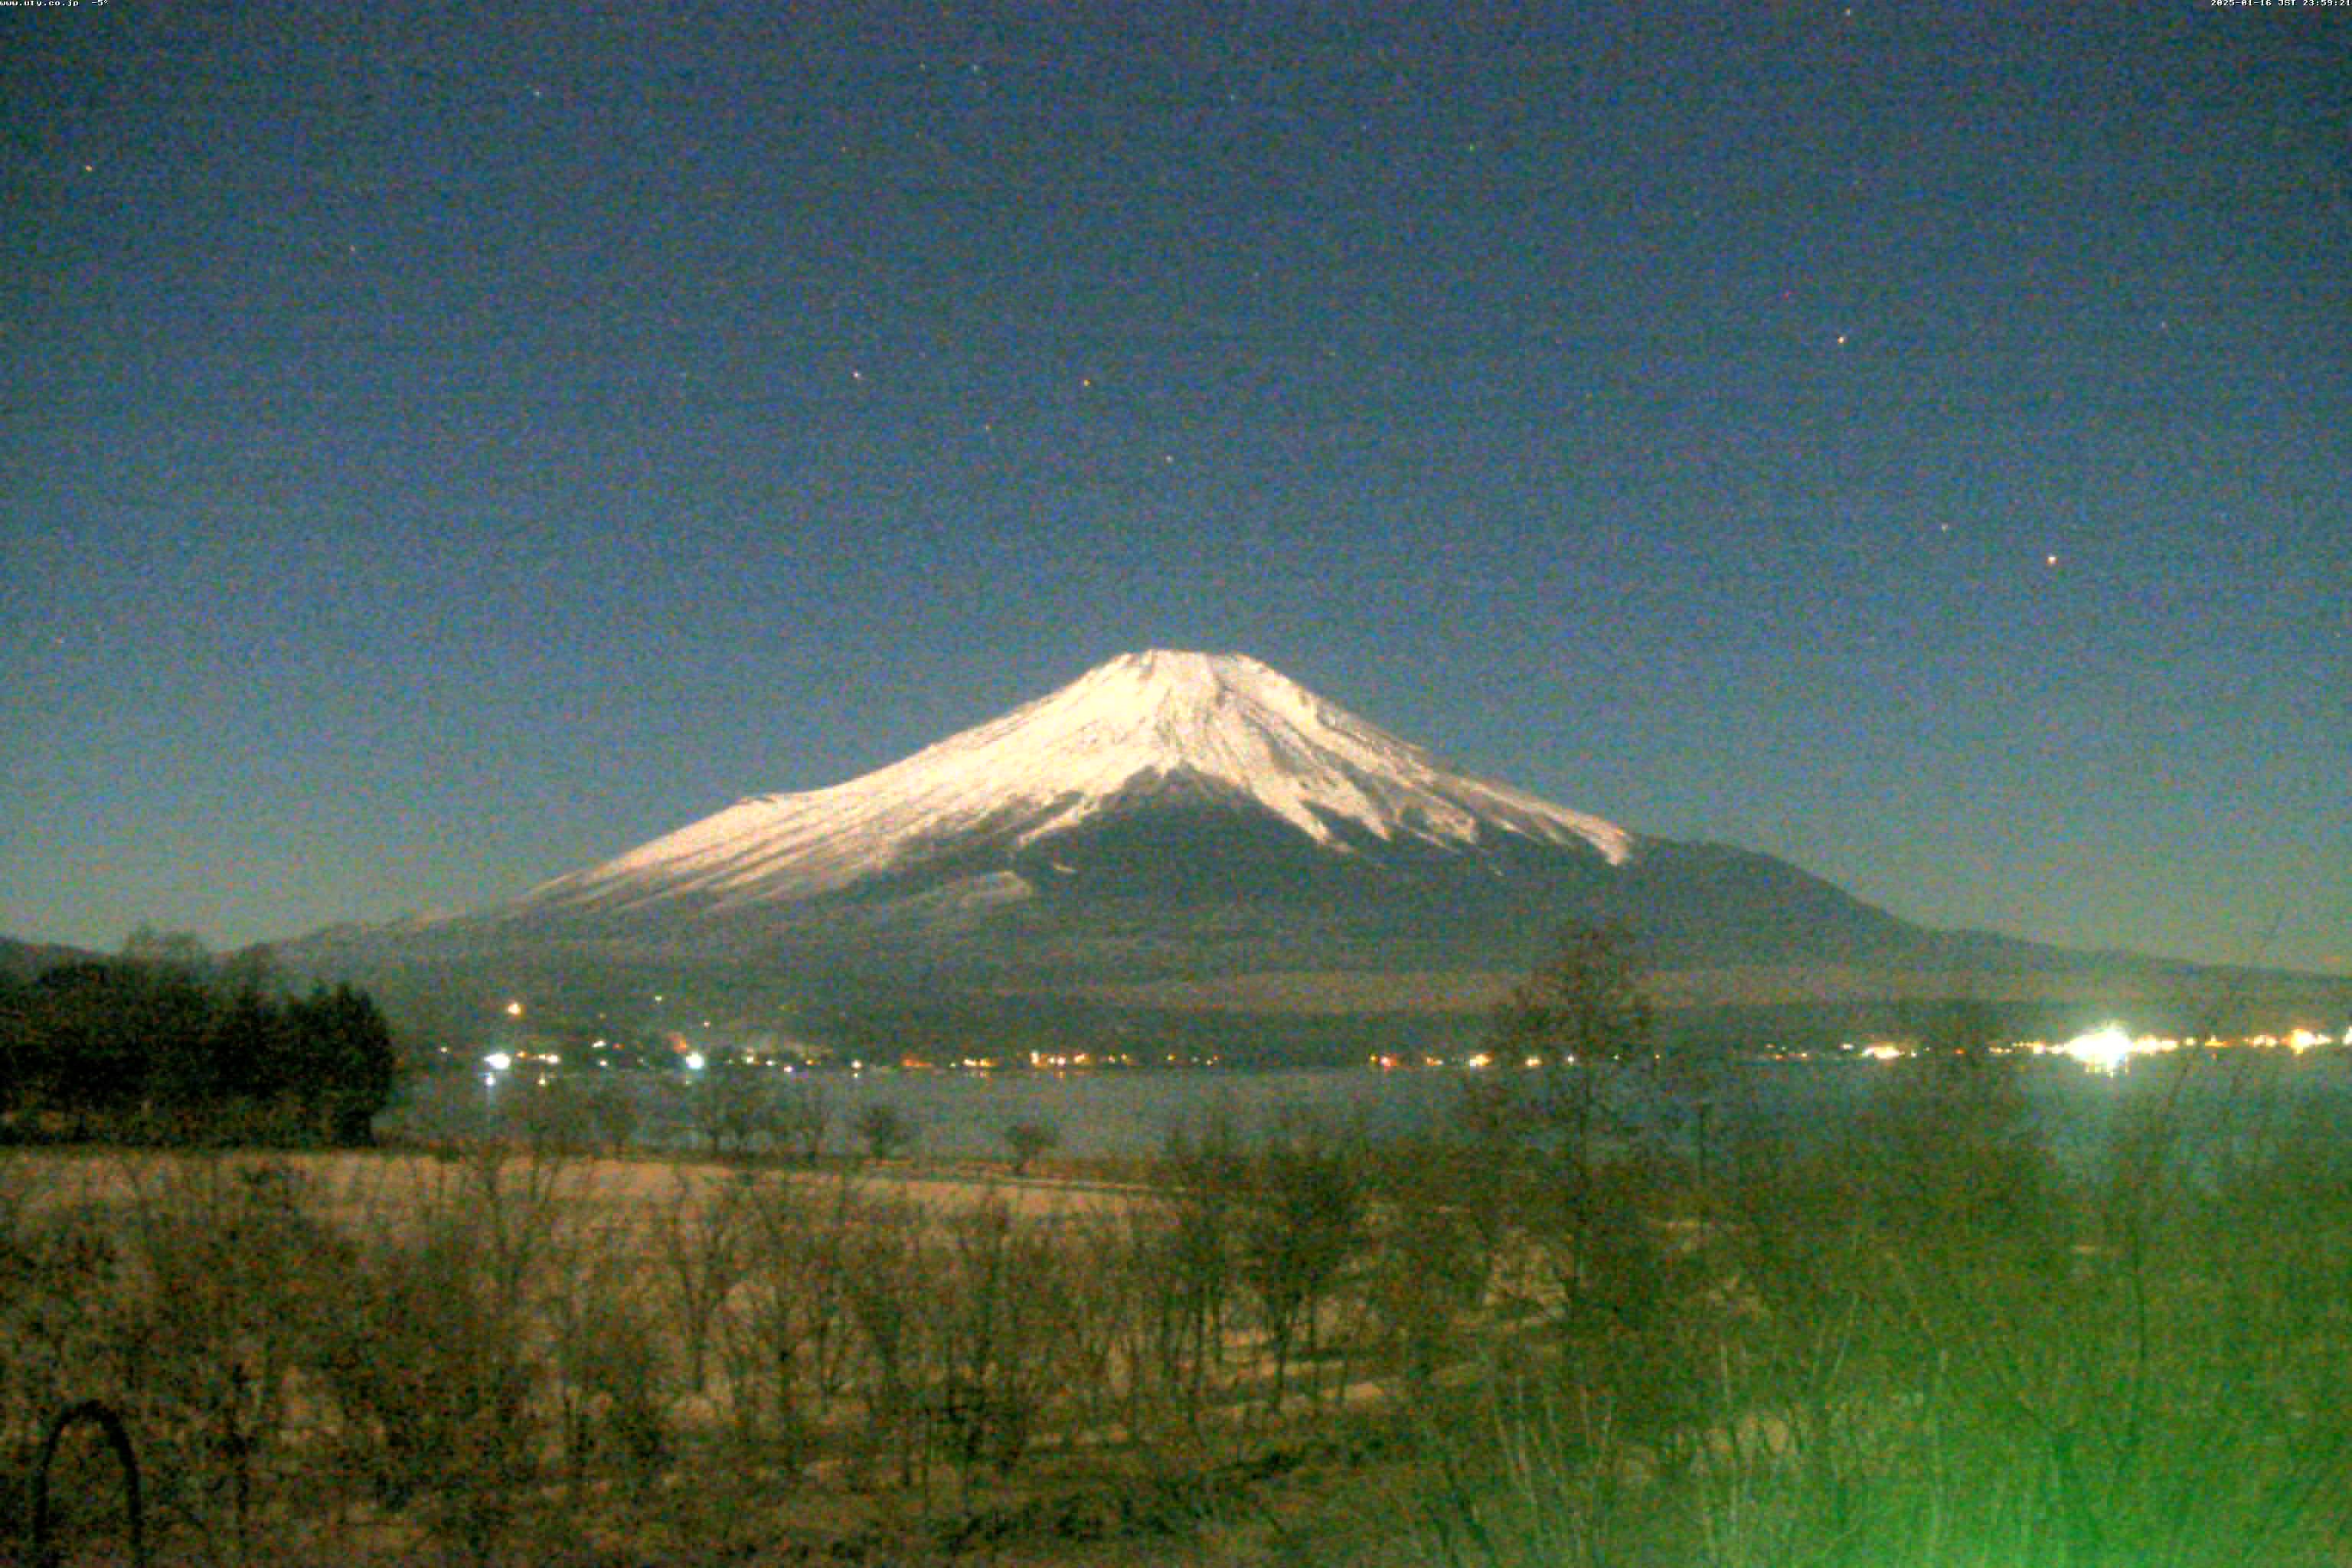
[12,1147,1138,1232]
[2,1130,1437,1566]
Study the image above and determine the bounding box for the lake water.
[388,1065,1471,1159]
[381,1047,2352,1173]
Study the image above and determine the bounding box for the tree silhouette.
[1004,1119,1058,1175]
[854,1103,916,1162]
[1489,922,1656,1175]
[0,952,398,1145]
[289,984,399,1144]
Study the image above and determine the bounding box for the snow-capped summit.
[296,648,2084,1022]
[514,648,1632,918]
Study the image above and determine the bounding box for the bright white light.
[484,1051,513,1073]
[684,1051,706,1071]
[504,1001,524,1018]
[2062,1024,2135,1076]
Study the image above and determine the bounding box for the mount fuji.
[518,648,1632,923]
[323,651,2017,978]
[294,650,2309,1055]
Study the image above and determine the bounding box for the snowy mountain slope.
[319,647,2024,995]
[509,650,1635,920]
[279,647,2323,1053]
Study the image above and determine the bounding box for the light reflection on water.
[385,1067,1468,1158]
[380,1050,2352,1173]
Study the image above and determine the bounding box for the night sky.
[5,3,2347,975]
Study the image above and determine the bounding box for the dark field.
[10,1047,2352,1565]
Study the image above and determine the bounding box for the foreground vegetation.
[0,936,397,1148]
[6,1024,2352,1565]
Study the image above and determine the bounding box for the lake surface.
[388,1065,1471,1159]
[381,1047,2352,1174]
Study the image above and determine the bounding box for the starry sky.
[4,2,2347,975]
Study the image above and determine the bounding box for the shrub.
[1004,1119,1060,1176]
[854,1102,918,1163]
[308,1151,554,1562]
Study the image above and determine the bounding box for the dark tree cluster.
[0,952,397,1145]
